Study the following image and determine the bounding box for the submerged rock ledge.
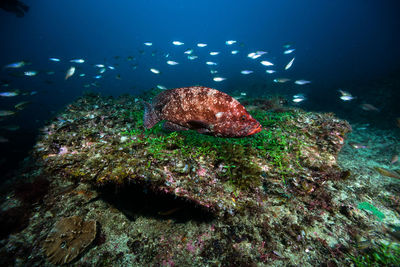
[7,92,392,266]
[34,92,351,217]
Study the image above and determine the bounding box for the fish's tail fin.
[143,101,159,129]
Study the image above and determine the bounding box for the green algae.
[357,202,385,221]
[216,143,262,191]
[350,242,400,267]
[119,108,300,190]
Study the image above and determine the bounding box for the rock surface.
[4,92,398,266]
[33,92,351,217]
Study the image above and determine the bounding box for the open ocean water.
[0,1,399,266]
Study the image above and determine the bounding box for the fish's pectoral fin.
[187,120,211,130]
[163,121,189,132]
[187,120,213,134]
[196,128,212,134]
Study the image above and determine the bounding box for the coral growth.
[42,216,97,265]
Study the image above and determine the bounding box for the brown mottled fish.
[143,86,262,137]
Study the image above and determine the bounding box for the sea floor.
[0,113,399,266]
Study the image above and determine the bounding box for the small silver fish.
[172,41,184,46]
[65,66,76,80]
[273,78,290,83]
[213,77,226,82]
[349,142,368,149]
[256,51,267,56]
[361,103,379,112]
[292,98,305,103]
[15,101,30,110]
[157,85,167,90]
[338,89,349,95]
[150,68,160,74]
[284,49,295,54]
[70,59,85,63]
[295,80,311,85]
[248,52,261,59]
[240,70,253,75]
[261,60,274,66]
[285,57,295,70]
[167,60,179,65]
[0,110,16,116]
[0,90,19,97]
[24,71,38,76]
[338,90,355,101]
[293,93,305,98]
[225,40,237,45]
[340,95,355,101]
[4,61,25,68]
[293,94,306,103]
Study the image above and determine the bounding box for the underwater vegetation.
[0,90,398,266]
[350,242,400,267]
[357,202,385,221]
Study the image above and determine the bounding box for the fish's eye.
[241,115,247,121]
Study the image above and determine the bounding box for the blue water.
[0,0,399,173]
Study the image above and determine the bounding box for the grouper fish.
[143,86,262,137]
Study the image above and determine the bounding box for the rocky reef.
[0,91,399,266]
[34,91,350,217]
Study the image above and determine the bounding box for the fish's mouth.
[247,124,262,136]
